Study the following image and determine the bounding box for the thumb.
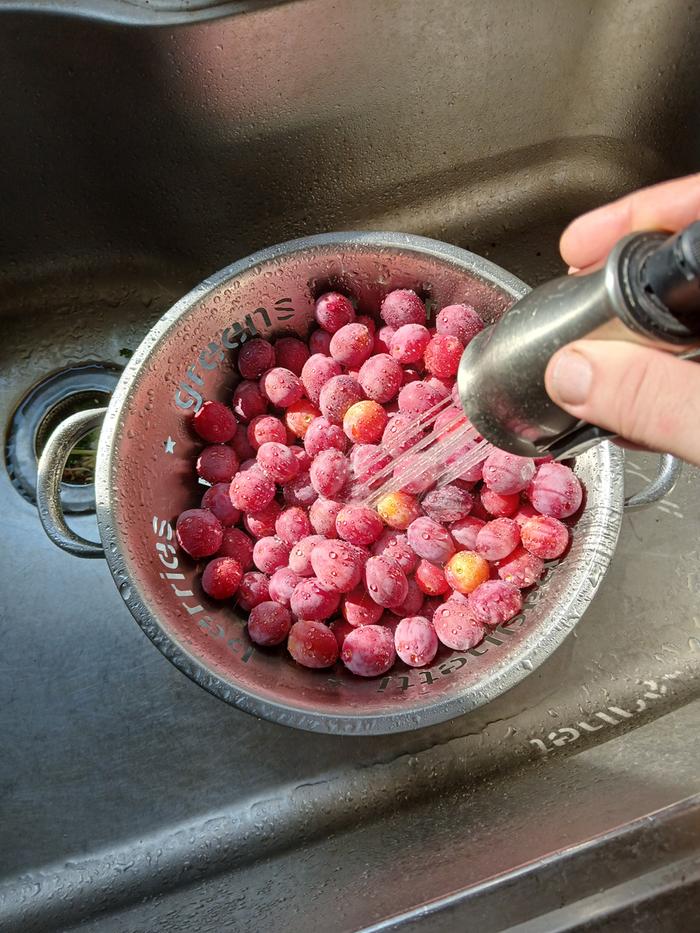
[545,340,700,466]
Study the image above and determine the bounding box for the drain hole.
[63,427,101,487]
[35,390,110,488]
[6,364,121,513]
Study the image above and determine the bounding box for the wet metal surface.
[52,702,700,933]
[0,0,699,929]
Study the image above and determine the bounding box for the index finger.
[560,173,700,270]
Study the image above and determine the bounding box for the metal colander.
[36,233,675,734]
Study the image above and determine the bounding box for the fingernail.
[549,350,593,405]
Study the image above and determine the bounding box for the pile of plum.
[175,289,582,677]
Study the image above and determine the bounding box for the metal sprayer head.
[457,222,700,459]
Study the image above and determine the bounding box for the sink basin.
[1,1,699,930]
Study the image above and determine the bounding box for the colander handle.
[34,407,679,555]
[623,453,681,510]
[36,407,107,558]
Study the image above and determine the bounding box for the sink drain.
[5,364,121,513]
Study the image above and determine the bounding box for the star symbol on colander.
[164,436,176,454]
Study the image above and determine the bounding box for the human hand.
[544,173,700,466]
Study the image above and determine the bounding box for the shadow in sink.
[342,136,675,284]
[1,2,698,287]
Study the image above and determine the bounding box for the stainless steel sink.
[1,1,699,930]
